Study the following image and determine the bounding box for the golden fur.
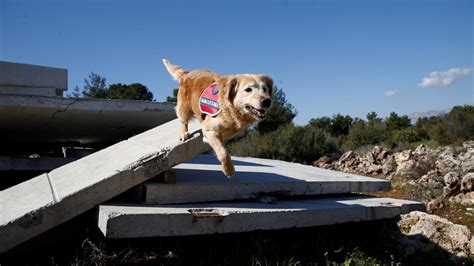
[163,59,273,177]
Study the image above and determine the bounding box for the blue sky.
[1,0,472,124]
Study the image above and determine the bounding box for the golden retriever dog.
[162,59,273,177]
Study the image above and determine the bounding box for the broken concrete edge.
[0,120,209,254]
[96,196,426,238]
[0,61,68,90]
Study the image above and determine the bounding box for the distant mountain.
[408,109,450,123]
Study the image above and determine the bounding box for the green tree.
[367,111,381,124]
[309,116,332,132]
[256,86,297,133]
[344,112,387,150]
[431,105,474,145]
[386,112,411,131]
[82,72,107,98]
[107,83,153,101]
[330,114,353,136]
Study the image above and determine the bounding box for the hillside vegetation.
[229,87,474,165]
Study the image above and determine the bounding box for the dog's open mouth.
[245,105,266,120]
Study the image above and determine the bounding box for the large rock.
[436,148,463,176]
[463,140,474,150]
[313,156,332,169]
[382,155,396,175]
[450,192,474,206]
[398,211,473,256]
[339,151,355,163]
[418,170,443,189]
[460,149,474,174]
[395,150,412,163]
[461,173,474,192]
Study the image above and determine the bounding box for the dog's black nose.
[261,98,272,108]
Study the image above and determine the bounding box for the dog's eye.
[245,87,252,92]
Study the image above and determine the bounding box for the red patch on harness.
[199,83,221,116]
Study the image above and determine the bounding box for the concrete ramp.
[138,155,391,204]
[97,195,424,238]
[0,119,209,253]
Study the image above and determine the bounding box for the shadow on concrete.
[171,168,305,184]
[183,154,273,167]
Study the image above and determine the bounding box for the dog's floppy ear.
[217,75,238,102]
[259,75,274,96]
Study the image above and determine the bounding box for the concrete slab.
[0,61,67,92]
[97,195,425,238]
[139,155,391,204]
[0,119,210,253]
[0,94,176,148]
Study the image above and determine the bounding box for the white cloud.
[418,67,472,88]
[385,90,397,97]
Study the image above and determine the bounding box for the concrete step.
[138,155,391,204]
[97,195,425,238]
[0,119,210,253]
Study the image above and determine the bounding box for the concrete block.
[0,119,209,253]
[96,195,425,238]
[0,94,176,147]
[139,155,391,204]
[0,61,67,90]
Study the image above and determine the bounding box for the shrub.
[229,124,341,164]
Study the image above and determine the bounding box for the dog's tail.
[162,59,188,81]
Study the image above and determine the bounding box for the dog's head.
[218,74,273,121]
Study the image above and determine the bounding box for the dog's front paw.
[222,162,235,178]
[180,132,191,141]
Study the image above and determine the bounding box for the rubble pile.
[314,141,474,208]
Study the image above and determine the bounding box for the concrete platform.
[97,195,425,238]
[139,155,391,204]
[0,93,176,148]
[0,119,210,253]
[0,61,67,96]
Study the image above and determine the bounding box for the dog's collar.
[199,82,221,117]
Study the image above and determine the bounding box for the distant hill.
[408,109,450,123]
